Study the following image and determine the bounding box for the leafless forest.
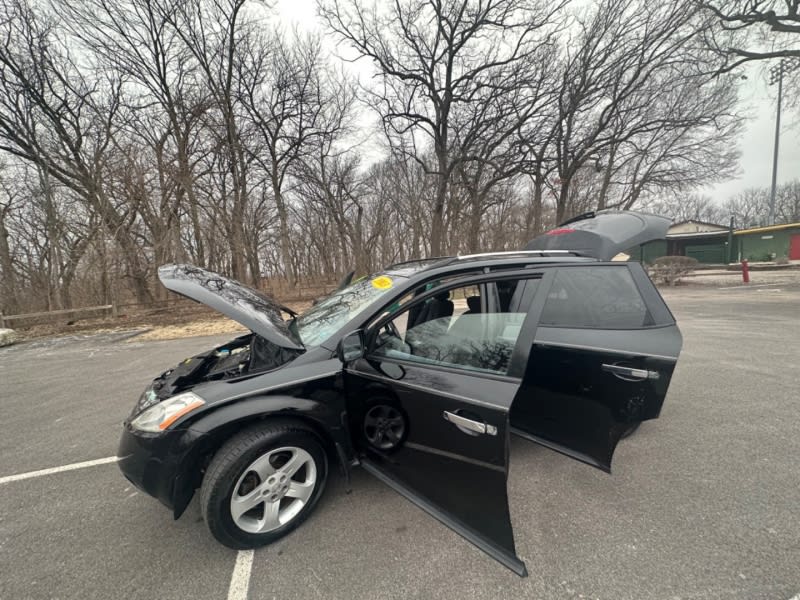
[0,0,796,314]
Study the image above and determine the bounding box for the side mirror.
[337,330,365,363]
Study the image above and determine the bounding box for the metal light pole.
[768,59,799,225]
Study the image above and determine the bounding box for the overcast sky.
[275,0,800,207]
[704,66,800,204]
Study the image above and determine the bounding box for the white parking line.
[0,456,119,484]
[227,550,254,600]
[3,458,258,600]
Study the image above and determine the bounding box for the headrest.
[466,295,481,312]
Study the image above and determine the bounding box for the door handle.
[443,411,497,436]
[602,363,659,381]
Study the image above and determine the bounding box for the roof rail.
[454,250,574,260]
[385,256,453,269]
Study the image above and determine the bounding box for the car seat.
[462,295,481,315]
[409,292,454,329]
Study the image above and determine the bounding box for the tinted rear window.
[539,266,653,329]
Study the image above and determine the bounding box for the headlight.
[130,392,205,433]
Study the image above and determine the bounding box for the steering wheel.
[375,322,413,356]
[385,321,401,339]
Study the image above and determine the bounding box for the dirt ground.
[133,318,247,341]
[11,299,313,343]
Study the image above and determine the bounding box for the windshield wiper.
[280,304,298,318]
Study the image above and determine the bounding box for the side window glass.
[370,275,466,327]
[491,278,538,346]
[371,279,535,375]
[539,267,652,329]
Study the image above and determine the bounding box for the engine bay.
[138,333,302,410]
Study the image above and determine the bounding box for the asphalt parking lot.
[1,280,799,600]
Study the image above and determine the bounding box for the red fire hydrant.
[741,259,750,284]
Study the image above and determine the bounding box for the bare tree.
[723,181,800,226]
[698,0,800,70]
[320,0,566,255]
[0,162,20,313]
[449,45,559,252]
[57,0,211,272]
[0,0,758,316]
[602,76,742,210]
[535,0,741,222]
[0,0,153,302]
[239,30,355,282]
[165,0,257,282]
[644,193,728,224]
[645,179,800,229]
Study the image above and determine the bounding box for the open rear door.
[525,210,670,261]
[510,263,682,471]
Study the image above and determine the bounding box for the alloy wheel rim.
[364,405,405,450]
[230,446,316,534]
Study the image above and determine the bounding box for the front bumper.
[117,423,203,518]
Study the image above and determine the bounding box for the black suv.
[118,211,681,576]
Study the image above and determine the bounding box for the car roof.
[384,251,597,281]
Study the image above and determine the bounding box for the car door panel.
[344,357,527,575]
[352,359,514,460]
[510,325,681,472]
[341,272,555,576]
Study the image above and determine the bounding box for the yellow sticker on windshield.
[371,276,393,290]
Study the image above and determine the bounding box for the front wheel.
[200,422,328,549]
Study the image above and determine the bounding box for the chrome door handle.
[443,411,497,436]
[602,363,659,381]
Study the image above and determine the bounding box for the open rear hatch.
[525,210,670,261]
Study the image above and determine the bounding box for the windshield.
[295,274,405,346]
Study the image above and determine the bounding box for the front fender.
[170,392,352,518]
[189,394,344,437]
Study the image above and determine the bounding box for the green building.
[734,222,800,262]
[633,220,731,265]
[632,220,800,265]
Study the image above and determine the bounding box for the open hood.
[525,210,670,261]
[158,264,304,351]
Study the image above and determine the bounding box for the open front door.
[346,360,524,574]
[343,275,543,576]
[510,263,682,471]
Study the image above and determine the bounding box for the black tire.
[621,421,641,439]
[200,421,328,550]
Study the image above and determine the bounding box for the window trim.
[368,354,524,385]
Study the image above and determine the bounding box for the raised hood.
[158,264,304,351]
[525,210,670,261]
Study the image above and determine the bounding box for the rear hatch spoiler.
[525,211,670,261]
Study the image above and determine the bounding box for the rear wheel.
[200,422,328,549]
